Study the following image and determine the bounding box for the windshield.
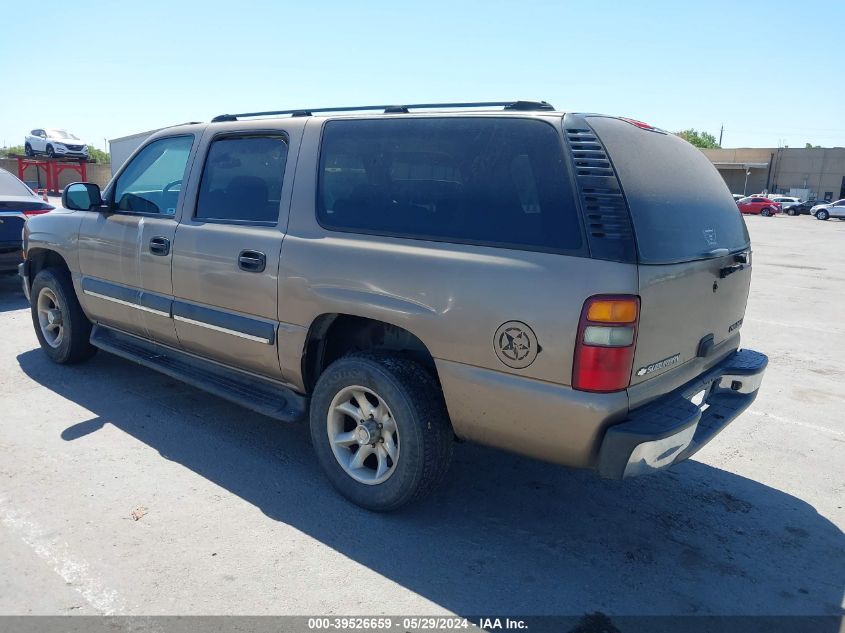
[0,169,35,196]
[48,129,80,140]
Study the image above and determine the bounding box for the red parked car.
[736,196,781,216]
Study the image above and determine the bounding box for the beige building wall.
[771,148,845,201]
[702,147,845,201]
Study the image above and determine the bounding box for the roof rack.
[211,100,555,122]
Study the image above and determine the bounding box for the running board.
[90,325,308,422]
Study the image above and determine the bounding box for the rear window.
[317,117,583,253]
[0,169,33,197]
[587,116,750,264]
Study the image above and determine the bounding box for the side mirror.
[62,182,103,211]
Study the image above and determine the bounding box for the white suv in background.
[24,129,89,159]
[812,199,845,221]
[769,196,800,212]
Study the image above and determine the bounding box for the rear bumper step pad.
[598,349,768,479]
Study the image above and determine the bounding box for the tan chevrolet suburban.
[20,101,767,511]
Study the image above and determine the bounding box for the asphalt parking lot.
[0,214,842,618]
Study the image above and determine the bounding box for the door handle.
[149,236,170,256]
[238,250,266,272]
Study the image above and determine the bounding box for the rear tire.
[24,143,33,157]
[787,208,797,216]
[816,210,829,220]
[30,268,97,364]
[309,352,453,511]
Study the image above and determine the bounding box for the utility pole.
[719,124,724,147]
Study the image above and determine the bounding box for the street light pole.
[744,168,751,195]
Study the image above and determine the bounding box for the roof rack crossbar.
[212,101,554,122]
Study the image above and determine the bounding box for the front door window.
[114,136,193,215]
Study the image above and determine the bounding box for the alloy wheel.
[326,385,400,485]
[36,287,64,348]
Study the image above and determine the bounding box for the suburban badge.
[636,353,681,377]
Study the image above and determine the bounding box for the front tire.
[46,145,55,158]
[309,353,453,511]
[24,143,33,156]
[30,268,97,364]
[761,207,772,217]
[816,210,829,220]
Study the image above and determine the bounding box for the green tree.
[675,129,721,149]
[87,147,110,164]
[0,145,25,158]
[804,142,821,149]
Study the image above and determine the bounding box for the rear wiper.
[719,250,751,278]
[700,248,751,277]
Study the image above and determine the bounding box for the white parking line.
[747,409,843,437]
[0,500,123,615]
[744,317,845,335]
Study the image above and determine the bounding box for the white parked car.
[769,196,800,212]
[24,129,89,159]
[812,199,845,221]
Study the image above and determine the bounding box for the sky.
[1,0,843,151]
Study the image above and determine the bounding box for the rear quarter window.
[316,117,584,254]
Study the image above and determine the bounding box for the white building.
[108,128,163,175]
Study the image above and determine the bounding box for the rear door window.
[195,135,288,224]
[317,117,583,254]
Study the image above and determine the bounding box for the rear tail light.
[23,206,54,216]
[573,295,640,393]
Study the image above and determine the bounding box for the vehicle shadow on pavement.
[16,348,845,620]
[0,275,28,313]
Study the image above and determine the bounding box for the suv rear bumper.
[597,348,767,479]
